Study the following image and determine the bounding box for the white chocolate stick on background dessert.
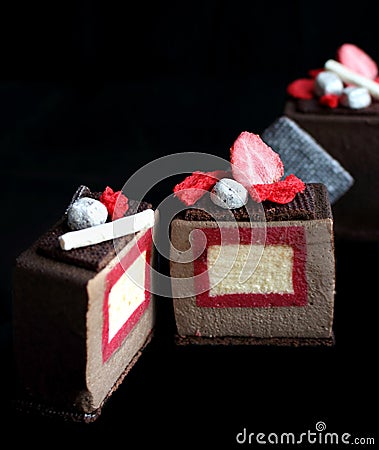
[324,59,379,100]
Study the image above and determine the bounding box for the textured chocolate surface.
[37,194,152,272]
[175,184,331,222]
[175,334,335,347]
[295,98,379,115]
[261,117,353,204]
[14,331,153,423]
[14,245,93,409]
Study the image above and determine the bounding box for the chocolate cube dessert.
[284,43,379,240]
[170,132,335,346]
[13,186,156,422]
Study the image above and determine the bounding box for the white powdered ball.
[211,178,248,209]
[340,86,371,109]
[67,197,108,230]
[314,71,344,96]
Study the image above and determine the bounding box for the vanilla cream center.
[108,251,147,341]
[207,244,294,296]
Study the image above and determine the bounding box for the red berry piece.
[249,174,305,204]
[100,186,129,220]
[319,94,339,108]
[173,170,230,206]
[287,78,315,99]
[230,131,284,187]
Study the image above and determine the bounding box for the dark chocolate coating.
[175,334,335,347]
[13,244,91,408]
[175,183,331,222]
[38,198,152,272]
[285,99,379,240]
[295,98,379,115]
[13,331,153,423]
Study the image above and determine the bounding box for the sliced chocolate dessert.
[170,132,335,346]
[13,185,156,422]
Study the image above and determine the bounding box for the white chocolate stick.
[59,209,155,251]
[324,59,379,100]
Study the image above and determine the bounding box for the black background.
[1,1,378,446]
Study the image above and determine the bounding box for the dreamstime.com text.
[236,421,375,446]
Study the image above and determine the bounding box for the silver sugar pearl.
[210,178,248,209]
[340,86,371,109]
[314,71,344,96]
[67,197,108,230]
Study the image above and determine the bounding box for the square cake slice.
[170,184,335,346]
[13,187,156,422]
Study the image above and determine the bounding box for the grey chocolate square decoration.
[261,116,354,204]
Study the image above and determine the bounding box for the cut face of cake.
[170,185,334,344]
[285,43,379,240]
[13,186,155,422]
[170,132,335,346]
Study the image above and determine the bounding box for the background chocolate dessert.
[1,1,377,446]
[285,98,379,240]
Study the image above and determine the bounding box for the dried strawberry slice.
[230,131,284,187]
[287,78,315,99]
[173,170,230,206]
[249,174,305,204]
[100,186,129,220]
[337,43,378,79]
